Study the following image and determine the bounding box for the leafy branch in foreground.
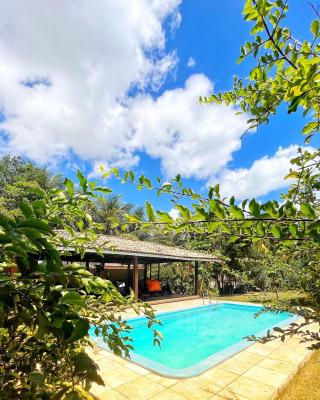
[201,0,320,143]
[105,148,320,245]
[0,172,160,399]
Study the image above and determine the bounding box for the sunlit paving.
[0,1,319,400]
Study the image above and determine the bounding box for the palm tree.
[90,195,137,234]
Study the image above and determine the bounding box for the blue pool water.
[90,303,296,377]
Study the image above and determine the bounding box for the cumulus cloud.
[0,0,181,162]
[169,208,180,220]
[211,145,315,200]
[187,57,196,67]
[0,0,250,185]
[126,74,248,179]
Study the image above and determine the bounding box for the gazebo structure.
[59,233,222,301]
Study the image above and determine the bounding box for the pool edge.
[94,301,299,378]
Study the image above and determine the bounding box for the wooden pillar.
[194,261,199,295]
[143,264,147,281]
[133,256,139,301]
[157,263,160,280]
[127,263,131,288]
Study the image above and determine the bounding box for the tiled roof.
[57,231,221,262]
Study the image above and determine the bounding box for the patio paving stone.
[226,376,275,400]
[99,366,140,388]
[268,349,306,363]
[245,343,276,357]
[255,357,297,374]
[200,367,239,387]
[242,365,289,388]
[116,376,166,400]
[218,358,255,375]
[150,389,190,400]
[216,388,252,400]
[146,373,178,387]
[97,389,128,399]
[170,377,221,400]
[231,351,264,365]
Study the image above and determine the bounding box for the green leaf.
[307,220,320,232]
[145,202,156,222]
[207,221,221,233]
[175,204,191,220]
[94,186,112,194]
[77,170,88,192]
[270,225,282,238]
[19,201,34,218]
[139,175,152,189]
[157,211,173,223]
[29,371,45,386]
[289,223,299,236]
[64,178,74,197]
[67,319,89,343]
[209,200,225,219]
[311,19,320,36]
[249,199,260,217]
[288,93,306,114]
[263,201,279,218]
[17,218,51,233]
[72,352,92,372]
[302,121,318,135]
[300,203,316,219]
[229,205,244,219]
[256,221,266,236]
[60,292,85,308]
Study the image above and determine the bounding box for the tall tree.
[0,155,64,217]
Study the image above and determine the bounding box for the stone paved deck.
[88,298,314,400]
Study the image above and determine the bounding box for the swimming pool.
[91,302,296,378]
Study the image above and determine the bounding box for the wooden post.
[127,263,131,289]
[157,263,160,280]
[194,261,199,295]
[133,256,139,301]
[144,263,147,281]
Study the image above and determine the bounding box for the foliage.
[0,155,64,218]
[201,0,320,144]
[159,262,195,295]
[210,290,307,305]
[0,173,160,399]
[88,195,144,236]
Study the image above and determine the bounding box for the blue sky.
[0,0,318,212]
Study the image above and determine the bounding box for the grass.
[276,350,320,400]
[212,290,307,305]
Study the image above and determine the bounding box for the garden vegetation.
[0,0,319,398]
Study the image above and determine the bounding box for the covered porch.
[60,234,221,301]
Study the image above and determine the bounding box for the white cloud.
[126,74,249,179]
[0,0,181,162]
[0,1,250,185]
[169,208,180,220]
[187,57,196,67]
[211,145,315,200]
